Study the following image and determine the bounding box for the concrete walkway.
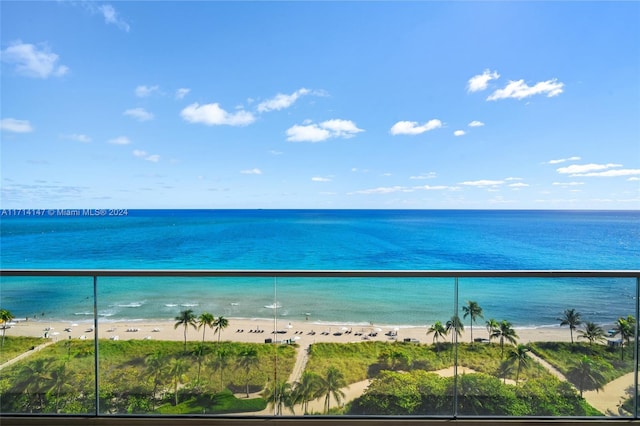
[0,340,56,371]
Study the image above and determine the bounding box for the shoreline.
[5,317,578,345]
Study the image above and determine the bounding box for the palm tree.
[445,315,464,344]
[491,320,518,358]
[47,360,73,412]
[558,308,582,344]
[237,347,260,397]
[174,309,197,353]
[508,344,529,385]
[168,358,189,406]
[0,308,15,348]
[486,318,499,339]
[462,301,483,343]
[144,350,167,409]
[496,360,514,384]
[198,312,215,343]
[566,356,609,397]
[192,342,207,385]
[578,321,606,346]
[294,371,322,415]
[263,379,294,415]
[213,316,230,344]
[427,321,448,353]
[612,315,635,360]
[320,366,346,414]
[209,347,232,390]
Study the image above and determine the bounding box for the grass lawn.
[0,336,50,364]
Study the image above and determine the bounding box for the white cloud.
[61,133,91,143]
[505,177,523,181]
[98,4,130,32]
[133,149,160,162]
[108,136,131,145]
[557,163,621,174]
[553,182,584,186]
[390,119,442,136]
[350,186,414,195]
[175,88,190,99]
[467,69,500,92]
[572,169,640,177]
[350,184,455,195]
[460,180,504,187]
[548,156,581,164]
[468,120,485,127]
[241,168,262,175]
[286,119,363,142]
[487,78,564,101]
[410,172,437,180]
[257,88,310,113]
[454,130,466,137]
[312,177,331,182]
[181,103,255,126]
[628,177,640,181]
[1,118,33,133]
[135,85,160,98]
[124,108,154,121]
[1,41,68,79]
[509,183,529,188]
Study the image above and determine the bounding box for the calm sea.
[1,209,638,328]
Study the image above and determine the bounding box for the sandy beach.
[4,317,574,345]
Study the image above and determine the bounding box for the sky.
[1,1,639,209]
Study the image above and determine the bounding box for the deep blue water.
[1,209,638,327]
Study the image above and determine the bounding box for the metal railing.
[1,269,639,421]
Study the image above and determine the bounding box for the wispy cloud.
[572,169,640,177]
[410,172,437,180]
[181,103,255,126]
[311,176,332,182]
[135,85,160,98]
[98,4,130,32]
[468,120,485,127]
[108,136,131,145]
[488,78,564,101]
[286,119,363,142]
[467,69,500,93]
[389,119,442,136]
[1,41,68,78]
[349,184,454,195]
[1,118,33,133]
[453,130,466,137]
[460,180,504,187]
[257,88,310,113]
[241,168,262,175]
[548,156,581,164]
[175,88,190,99]
[124,107,154,121]
[556,163,621,174]
[60,133,91,143]
[133,149,160,162]
[553,182,584,186]
[509,182,529,188]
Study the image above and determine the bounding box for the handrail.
[2,269,639,277]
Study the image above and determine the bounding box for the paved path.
[528,350,634,417]
[0,340,56,371]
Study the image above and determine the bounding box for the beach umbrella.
[287,323,293,329]
[375,327,382,332]
[293,336,301,341]
[341,326,348,331]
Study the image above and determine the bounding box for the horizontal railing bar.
[1,269,639,278]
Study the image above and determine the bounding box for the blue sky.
[1,1,639,209]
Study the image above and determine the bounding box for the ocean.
[1,209,638,328]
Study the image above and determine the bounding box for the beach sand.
[5,317,574,345]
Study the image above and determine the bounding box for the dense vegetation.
[0,338,295,414]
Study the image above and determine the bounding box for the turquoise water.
[1,209,638,327]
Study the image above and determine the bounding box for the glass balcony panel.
[458,277,637,418]
[0,276,96,415]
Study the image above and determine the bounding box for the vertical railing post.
[93,275,99,416]
[453,276,459,418]
[634,276,639,419]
